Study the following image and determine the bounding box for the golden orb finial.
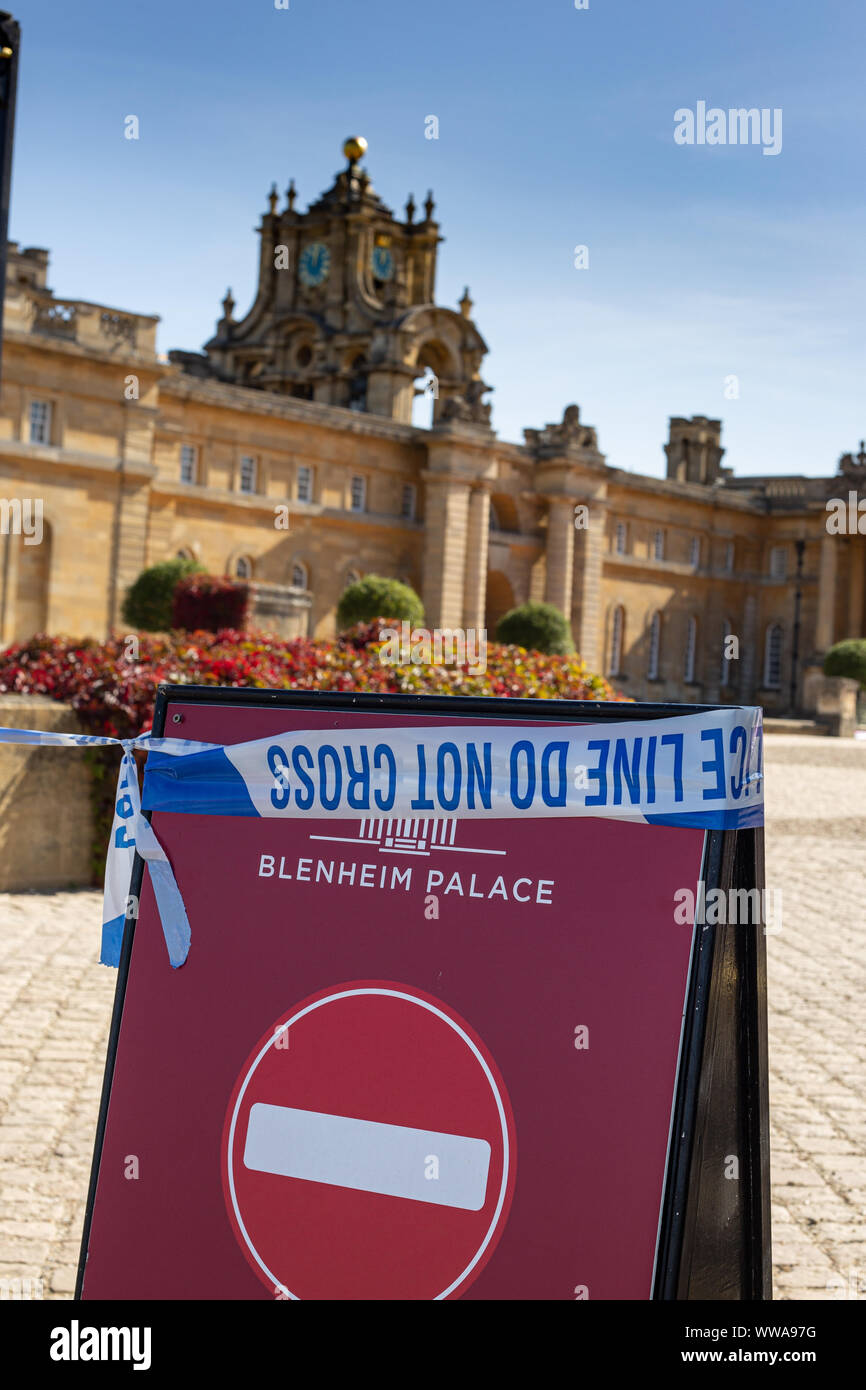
[343,135,368,165]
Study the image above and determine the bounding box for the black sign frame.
[77,688,771,1301]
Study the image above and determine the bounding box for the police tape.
[0,706,764,970]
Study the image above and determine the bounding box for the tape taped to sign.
[0,706,763,972]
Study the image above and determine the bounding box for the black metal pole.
[0,12,21,399]
[789,537,805,714]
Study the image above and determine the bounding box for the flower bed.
[0,621,624,739]
[0,622,624,880]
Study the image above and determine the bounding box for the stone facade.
[0,139,864,715]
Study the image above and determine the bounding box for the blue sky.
[7,0,864,478]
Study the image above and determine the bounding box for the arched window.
[684,615,698,683]
[291,561,308,590]
[176,548,195,562]
[720,618,733,687]
[764,623,783,689]
[609,605,625,676]
[235,556,253,580]
[647,611,661,680]
[345,569,361,588]
[348,355,367,412]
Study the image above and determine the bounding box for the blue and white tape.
[0,727,203,970]
[0,706,764,971]
[143,707,764,830]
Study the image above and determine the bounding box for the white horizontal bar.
[243,1102,491,1211]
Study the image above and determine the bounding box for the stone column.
[740,594,758,698]
[815,533,838,653]
[545,499,575,620]
[463,487,490,632]
[421,477,472,629]
[847,536,864,639]
[573,503,606,672]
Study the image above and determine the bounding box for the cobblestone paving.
[0,732,862,1300]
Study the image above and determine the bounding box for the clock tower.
[177,137,492,425]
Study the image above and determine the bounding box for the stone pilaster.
[422,418,497,631]
[421,476,471,629]
[815,532,838,654]
[573,502,606,672]
[544,499,575,620]
[463,487,490,631]
[847,537,864,639]
[740,594,758,698]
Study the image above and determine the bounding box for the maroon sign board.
[77,690,771,1300]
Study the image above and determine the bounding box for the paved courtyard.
[0,732,863,1300]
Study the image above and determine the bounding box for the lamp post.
[789,537,806,714]
[0,12,20,398]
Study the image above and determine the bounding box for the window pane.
[29,400,52,444]
[180,445,197,483]
[351,477,366,511]
[240,456,256,493]
[297,466,312,502]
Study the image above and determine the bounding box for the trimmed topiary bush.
[495,601,574,656]
[172,574,249,632]
[121,557,203,632]
[823,639,866,687]
[336,574,424,631]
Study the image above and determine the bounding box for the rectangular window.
[296,465,313,503]
[239,455,257,494]
[615,521,627,555]
[351,476,367,513]
[689,536,701,569]
[653,529,665,562]
[769,545,787,579]
[725,541,735,573]
[764,625,783,688]
[401,484,416,521]
[29,400,52,445]
[180,444,198,484]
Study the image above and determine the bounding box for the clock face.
[299,242,331,288]
[371,244,394,282]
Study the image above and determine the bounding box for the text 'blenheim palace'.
[0,138,862,712]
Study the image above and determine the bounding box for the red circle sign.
[221,981,516,1300]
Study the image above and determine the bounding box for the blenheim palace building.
[0,137,862,714]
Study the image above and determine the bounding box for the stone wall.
[0,695,93,891]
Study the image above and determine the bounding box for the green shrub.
[495,601,574,656]
[336,574,424,630]
[823,639,866,687]
[121,557,203,631]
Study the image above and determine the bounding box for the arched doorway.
[411,340,452,428]
[485,570,515,636]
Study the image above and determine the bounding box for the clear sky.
[7,0,864,478]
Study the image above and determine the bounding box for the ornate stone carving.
[33,301,77,339]
[440,377,492,425]
[838,441,866,478]
[100,312,137,347]
[524,403,598,453]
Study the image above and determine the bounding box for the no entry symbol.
[222,981,516,1300]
